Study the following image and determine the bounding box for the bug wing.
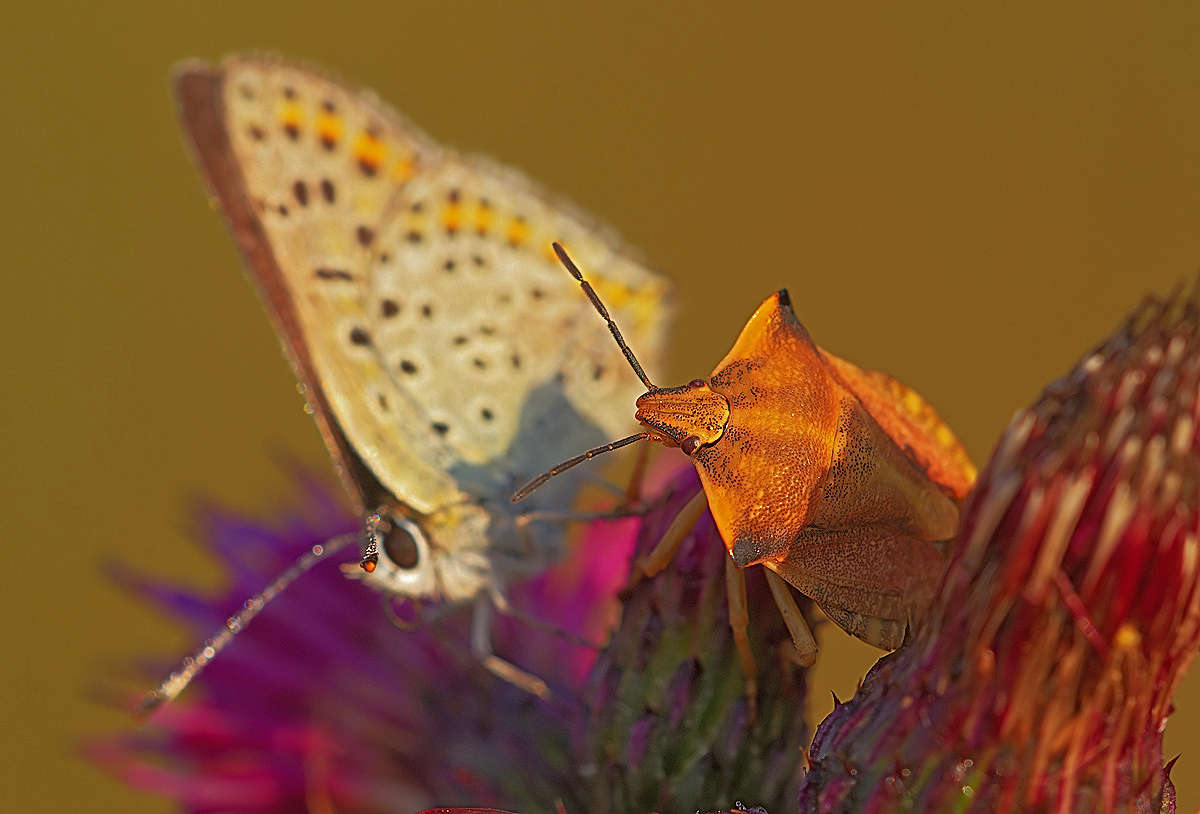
[764,525,947,649]
[820,353,976,500]
[174,55,674,521]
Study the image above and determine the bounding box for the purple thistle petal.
[90,467,647,812]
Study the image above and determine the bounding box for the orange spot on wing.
[353,131,386,174]
[392,155,416,184]
[506,216,530,247]
[442,200,462,234]
[474,200,493,235]
[279,101,304,136]
[316,112,342,147]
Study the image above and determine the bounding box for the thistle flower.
[575,468,809,813]
[799,290,1200,813]
[89,463,807,813]
[94,287,1200,814]
[88,470,637,812]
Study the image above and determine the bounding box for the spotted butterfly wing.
[174,54,673,606]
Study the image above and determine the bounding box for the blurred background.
[4,3,1199,811]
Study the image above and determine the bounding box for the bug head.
[634,377,730,456]
[511,245,733,503]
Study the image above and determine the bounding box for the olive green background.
[5,3,1199,812]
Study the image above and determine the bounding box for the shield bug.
[515,244,975,687]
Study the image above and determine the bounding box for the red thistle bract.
[800,289,1200,813]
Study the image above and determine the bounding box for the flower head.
[575,468,810,813]
[800,289,1200,812]
[90,463,810,813]
[88,470,636,812]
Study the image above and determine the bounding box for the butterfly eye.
[352,514,436,598]
[381,521,420,569]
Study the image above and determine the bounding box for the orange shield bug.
[515,244,975,688]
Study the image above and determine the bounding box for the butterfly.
[147,54,673,706]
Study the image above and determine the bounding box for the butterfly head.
[343,505,491,603]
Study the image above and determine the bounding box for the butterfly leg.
[725,557,759,720]
[489,584,602,649]
[471,594,551,700]
[515,502,653,528]
[633,490,709,580]
[763,569,818,666]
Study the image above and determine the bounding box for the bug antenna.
[512,431,652,502]
[552,242,657,390]
[133,530,361,719]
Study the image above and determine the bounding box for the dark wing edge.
[171,59,383,516]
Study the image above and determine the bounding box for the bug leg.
[633,490,709,581]
[763,569,818,666]
[620,439,653,508]
[471,594,551,700]
[725,558,758,720]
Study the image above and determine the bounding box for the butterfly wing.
[174,54,673,598]
[175,57,459,516]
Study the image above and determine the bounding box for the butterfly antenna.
[553,242,657,390]
[512,431,651,502]
[134,530,361,719]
